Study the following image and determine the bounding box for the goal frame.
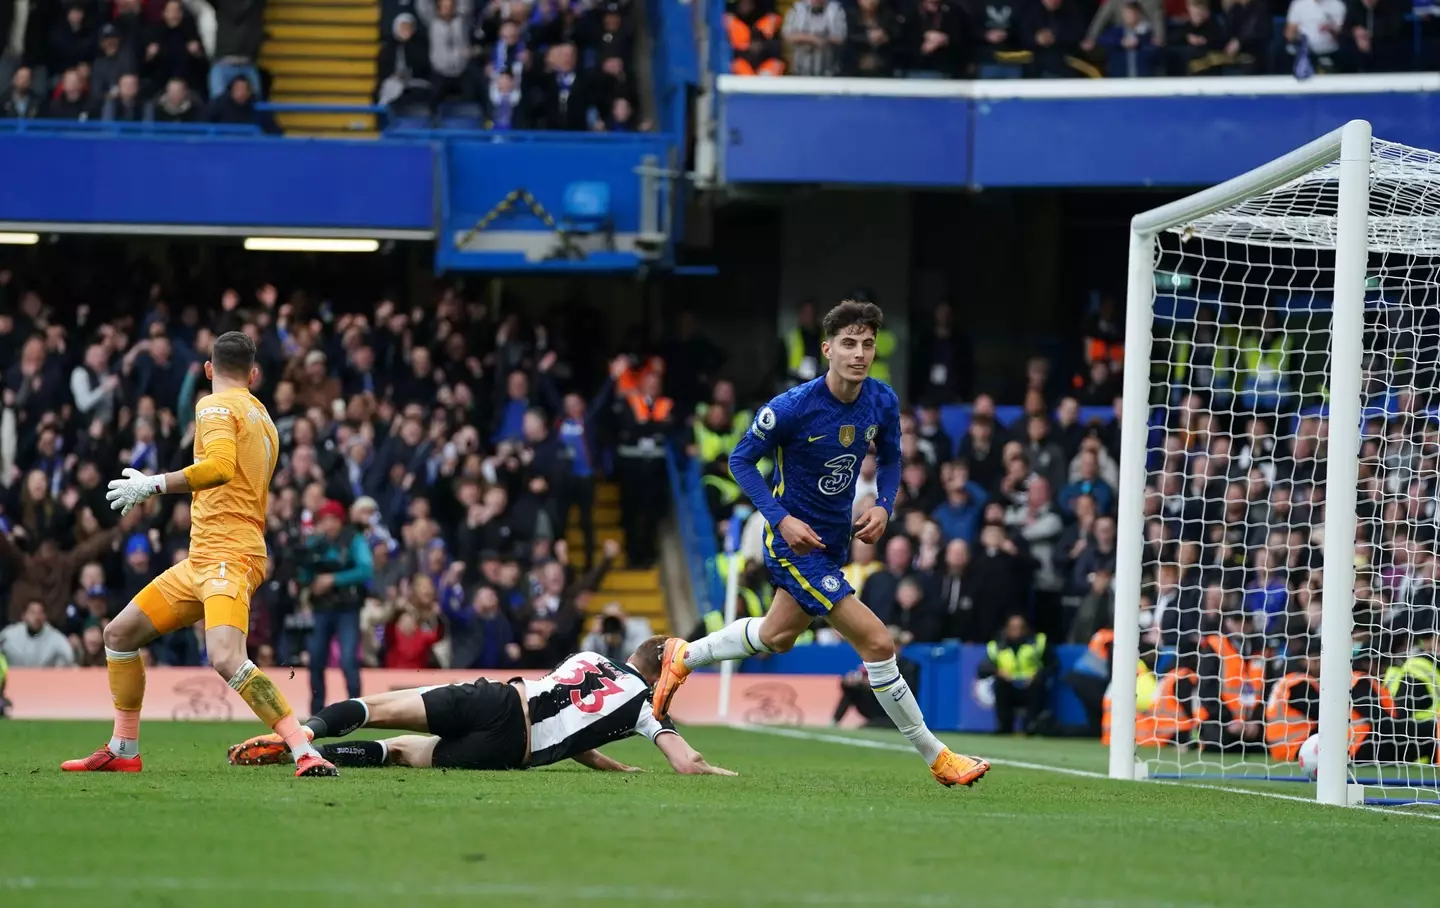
[1109,119,1373,807]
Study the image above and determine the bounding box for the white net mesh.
[1138,136,1440,805]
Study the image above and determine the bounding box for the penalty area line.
[731,724,1440,822]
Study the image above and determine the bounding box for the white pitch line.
[732,724,1440,822]
[0,875,956,907]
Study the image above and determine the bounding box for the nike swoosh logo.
[808,435,825,443]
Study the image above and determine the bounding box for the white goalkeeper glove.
[106,468,164,516]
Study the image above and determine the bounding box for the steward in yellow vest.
[979,615,1057,734]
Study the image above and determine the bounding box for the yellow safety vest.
[786,327,824,382]
[987,633,1048,683]
[1385,656,1440,723]
[1234,331,1291,392]
[1136,662,1158,712]
[705,586,764,632]
[869,329,896,384]
[695,420,743,464]
[843,561,881,597]
[701,474,741,509]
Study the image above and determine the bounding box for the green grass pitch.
[1,721,1435,908]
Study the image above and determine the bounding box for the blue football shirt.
[729,376,902,559]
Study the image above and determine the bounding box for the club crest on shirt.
[821,576,842,594]
[839,425,855,447]
[865,425,878,443]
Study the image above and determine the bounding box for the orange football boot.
[651,637,692,720]
[228,727,314,766]
[930,749,991,788]
[61,747,143,773]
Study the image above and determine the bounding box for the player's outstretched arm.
[655,732,737,776]
[572,749,644,773]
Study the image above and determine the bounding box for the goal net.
[1112,120,1440,807]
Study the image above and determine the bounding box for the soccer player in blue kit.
[653,300,991,787]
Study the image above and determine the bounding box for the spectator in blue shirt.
[492,369,532,444]
[1060,448,1115,516]
[1098,2,1162,76]
[1243,546,1288,633]
[447,585,520,669]
[932,460,988,545]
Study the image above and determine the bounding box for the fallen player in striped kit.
[225,636,736,776]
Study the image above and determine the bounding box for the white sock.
[682,617,772,669]
[108,736,140,758]
[865,657,945,765]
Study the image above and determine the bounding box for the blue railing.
[667,447,722,621]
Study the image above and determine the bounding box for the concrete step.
[271,75,376,95]
[268,6,378,25]
[266,39,379,59]
[267,22,379,41]
[275,111,376,131]
[261,55,377,77]
[595,591,665,616]
[271,92,375,106]
[270,0,375,7]
[597,568,659,592]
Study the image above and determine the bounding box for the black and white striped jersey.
[523,651,676,767]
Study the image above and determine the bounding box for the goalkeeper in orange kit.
[62,331,338,778]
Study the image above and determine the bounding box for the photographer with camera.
[300,500,373,713]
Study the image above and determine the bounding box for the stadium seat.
[385,101,433,131]
[559,181,613,244]
[437,101,483,130]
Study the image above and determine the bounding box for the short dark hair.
[822,300,883,340]
[630,634,673,681]
[210,330,256,378]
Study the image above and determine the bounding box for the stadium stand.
[0,272,671,693]
[724,0,1430,77]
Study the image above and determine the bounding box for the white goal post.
[1111,119,1440,807]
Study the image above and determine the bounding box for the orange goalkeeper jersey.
[189,387,277,562]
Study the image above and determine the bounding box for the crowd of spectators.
[0,0,273,127]
[0,272,691,716]
[724,0,1420,79]
[377,0,649,130]
[695,299,1125,658]
[685,285,1440,745]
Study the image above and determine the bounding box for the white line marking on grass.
[0,876,955,907]
[733,724,1440,822]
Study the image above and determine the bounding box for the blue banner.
[737,641,1092,732]
[719,74,1440,188]
[0,130,435,231]
[722,92,970,186]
